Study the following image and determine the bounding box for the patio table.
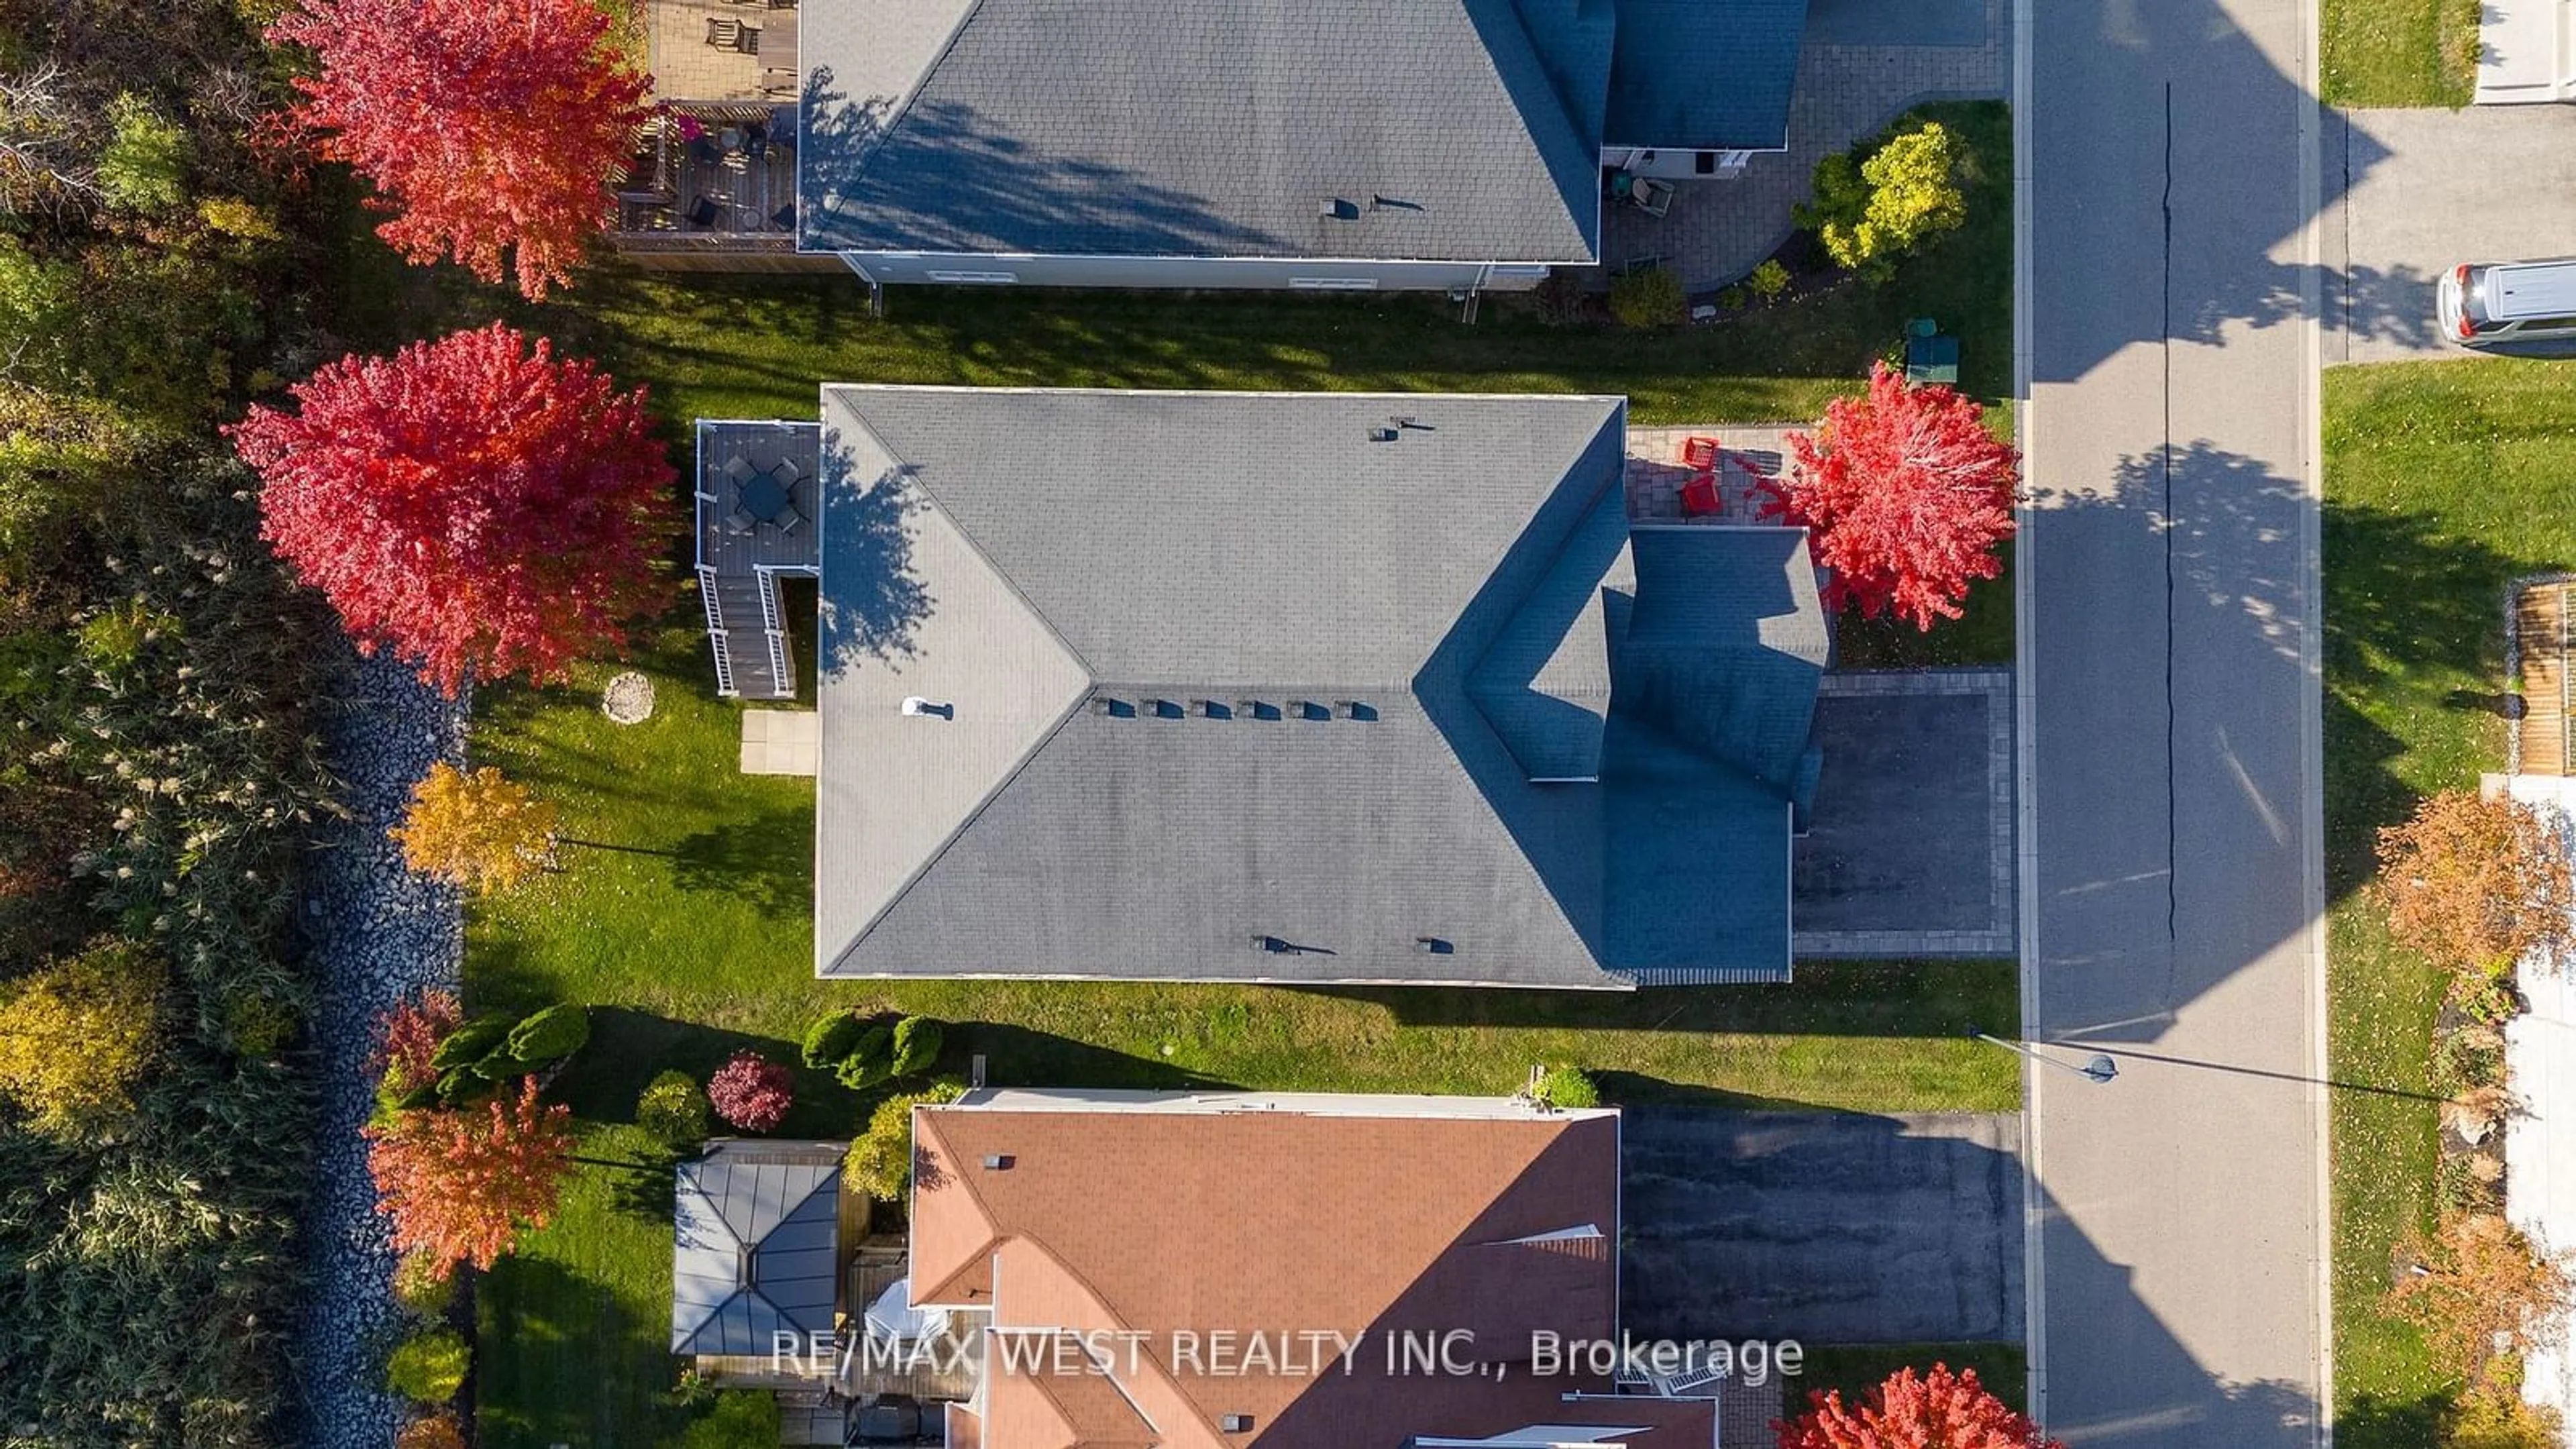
[738,473,790,523]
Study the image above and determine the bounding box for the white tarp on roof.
[2498,775,2576,1440]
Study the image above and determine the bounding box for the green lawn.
[436,99,2020,1446]
[1791,1342,2031,1417]
[2322,0,2477,107]
[2322,357,2576,1445]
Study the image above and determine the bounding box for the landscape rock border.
[293,648,466,1449]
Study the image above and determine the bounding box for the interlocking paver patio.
[1601,0,2008,291]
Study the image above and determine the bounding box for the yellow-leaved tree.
[1797,120,1967,278]
[390,761,557,894]
[0,939,164,1136]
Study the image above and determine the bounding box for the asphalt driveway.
[1620,1109,2025,1344]
[2333,105,2576,364]
[1792,669,2015,956]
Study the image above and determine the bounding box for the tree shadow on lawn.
[2322,496,2522,898]
[671,810,813,918]
[476,1254,674,1449]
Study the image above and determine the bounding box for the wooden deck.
[696,420,821,701]
[617,107,800,245]
[2520,582,2575,775]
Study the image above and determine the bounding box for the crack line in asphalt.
[2161,80,2180,947]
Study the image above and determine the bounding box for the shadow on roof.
[801,72,1285,257]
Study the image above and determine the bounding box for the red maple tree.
[374,989,464,1102]
[266,0,653,298]
[707,1050,795,1132]
[230,324,675,696]
[364,1077,575,1278]
[1760,362,2021,631]
[1778,1364,2062,1449]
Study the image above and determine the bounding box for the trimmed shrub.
[504,1003,590,1064]
[801,1008,865,1068]
[385,1326,470,1403]
[708,1051,794,1132]
[428,1014,514,1071]
[890,1016,944,1079]
[637,1069,712,1146]
[2432,1030,2507,1099]
[390,1248,455,1320]
[1747,258,1791,298]
[835,1024,894,1091]
[1533,1067,1601,1110]
[671,1389,783,1449]
[1608,266,1684,329]
[846,1081,967,1203]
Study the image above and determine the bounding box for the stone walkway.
[1601,0,2010,291]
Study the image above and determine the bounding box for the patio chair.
[1632,177,1675,218]
[1679,435,1721,470]
[705,17,741,46]
[774,505,806,536]
[722,506,756,537]
[1679,474,1724,517]
[688,195,722,228]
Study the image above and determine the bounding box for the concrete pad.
[2334,106,2576,363]
[740,708,818,775]
[1621,1109,2025,1344]
[1794,669,2015,955]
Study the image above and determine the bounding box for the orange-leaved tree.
[1760,362,2020,632]
[2385,1212,2574,1389]
[2373,790,2572,975]
[364,1076,574,1277]
[390,763,558,894]
[265,0,653,298]
[1777,1364,2061,1449]
[230,324,674,695]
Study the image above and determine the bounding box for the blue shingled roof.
[1605,0,1813,151]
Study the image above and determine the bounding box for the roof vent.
[1338,701,1377,721]
[900,696,953,719]
[1370,194,1424,213]
[1293,700,1330,721]
[1221,1414,1254,1434]
[1092,698,1135,718]
[1150,698,1184,719]
[1238,700,1281,721]
[981,1154,1013,1171]
[1369,425,1400,442]
[1388,414,1431,432]
[1415,936,1454,955]
[1196,700,1233,720]
[1320,198,1361,221]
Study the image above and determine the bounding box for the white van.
[2477,0,2576,103]
[2437,258,2576,347]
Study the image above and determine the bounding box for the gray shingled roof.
[798,0,1602,261]
[812,388,1825,988]
[1605,0,1813,151]
[671,1142,843,1356]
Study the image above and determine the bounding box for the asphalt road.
[2019,0,2330,1438]
[2331,105,2576,364]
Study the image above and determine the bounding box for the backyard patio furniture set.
[718,452,805,536]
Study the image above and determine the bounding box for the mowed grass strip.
[2322,0,2477,107]
[2322,357,2576,1442]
